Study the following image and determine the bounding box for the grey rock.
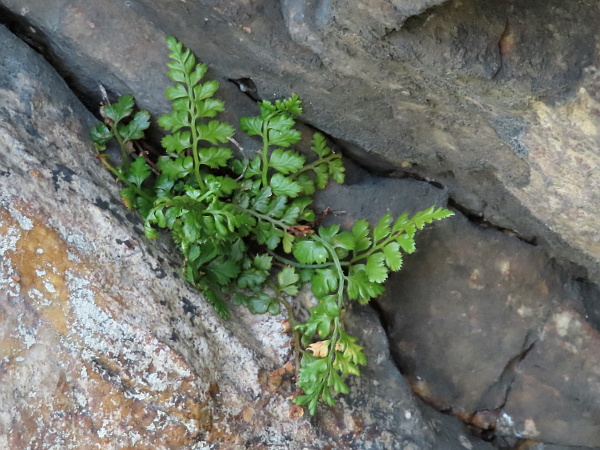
[500,310,600,447]
[342,303,496,450]
[378,212,600,448]
[2,0,600,447]
[1,0,600,286]
[314,173,449,229]
[0,24,462,449]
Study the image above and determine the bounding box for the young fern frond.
[90,36,453,416]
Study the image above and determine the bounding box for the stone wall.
[1,0,599,448]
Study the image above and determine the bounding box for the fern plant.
[90,36,453,416]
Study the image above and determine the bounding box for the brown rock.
[379,212,600,447]
[379,214,562,413]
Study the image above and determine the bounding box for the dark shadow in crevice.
[0,6,112,118]
[448,198,537,246]
[578,278,600,332]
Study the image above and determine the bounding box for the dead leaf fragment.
[307,340,329,358]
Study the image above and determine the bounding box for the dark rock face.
[2,0,599,286]
[386,0,596,96]
[378,213,600,448]
[499,310,600,447]
[315,172,449,228]
[0,0,600,282]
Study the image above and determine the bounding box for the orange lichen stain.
[206,412,243,444]
[7,359,97,448]
[28,169,44,178]
[242,407,254,422]
[1,205,213,447]
[0,336,26,360]
[80,361,197,448]
[78,358,210,447]
[1,206,75,335]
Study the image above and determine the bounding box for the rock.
[378,212,600,448]
[314,171,449,229]
[499,310,600,448]
[2,0,600,286]
[281,0,446,51]
[0,23,461,449]
[342,303,496,450]
[2,1,600,447]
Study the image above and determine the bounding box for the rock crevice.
[1,1,600,448]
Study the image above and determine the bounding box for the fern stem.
[96,153,153,203]
[260,138,270,188]
[267,249,341,269]
[311,235,346,307]
[235,205,290,231]
[111,124,131,171]
[179,59,206,191]
[190,127,206,190]
[290,154,341,180]
[310,234,346,381]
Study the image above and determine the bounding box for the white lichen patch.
[16,313,38,349]
[242,306,291,363]
[0,225,21,297]
[47,216,98,256]
[9,205,33,231]
[555,311,572,337]
[43,280,57,293]
[65,271,195,401]
[28,288,51,306]
[74,390,88,408]
[67,251,81,262]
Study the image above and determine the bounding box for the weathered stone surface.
[3,1,600,447]
[499,310,600,447]
[281,0,446,50]
[0,23,467,449]
[379,214,559,412]
[377,212,600,447]
[2,0,600,286]
[341,303,495,450]
[314,170,449,229]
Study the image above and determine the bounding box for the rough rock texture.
[317,172,600,448]
[0,23,486,449]
[1,0,600,287]
[314,169,449,229]
[330,302,495,450]
[2,0,600,448]
[377,214,600,448]
[499,310,600,447]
